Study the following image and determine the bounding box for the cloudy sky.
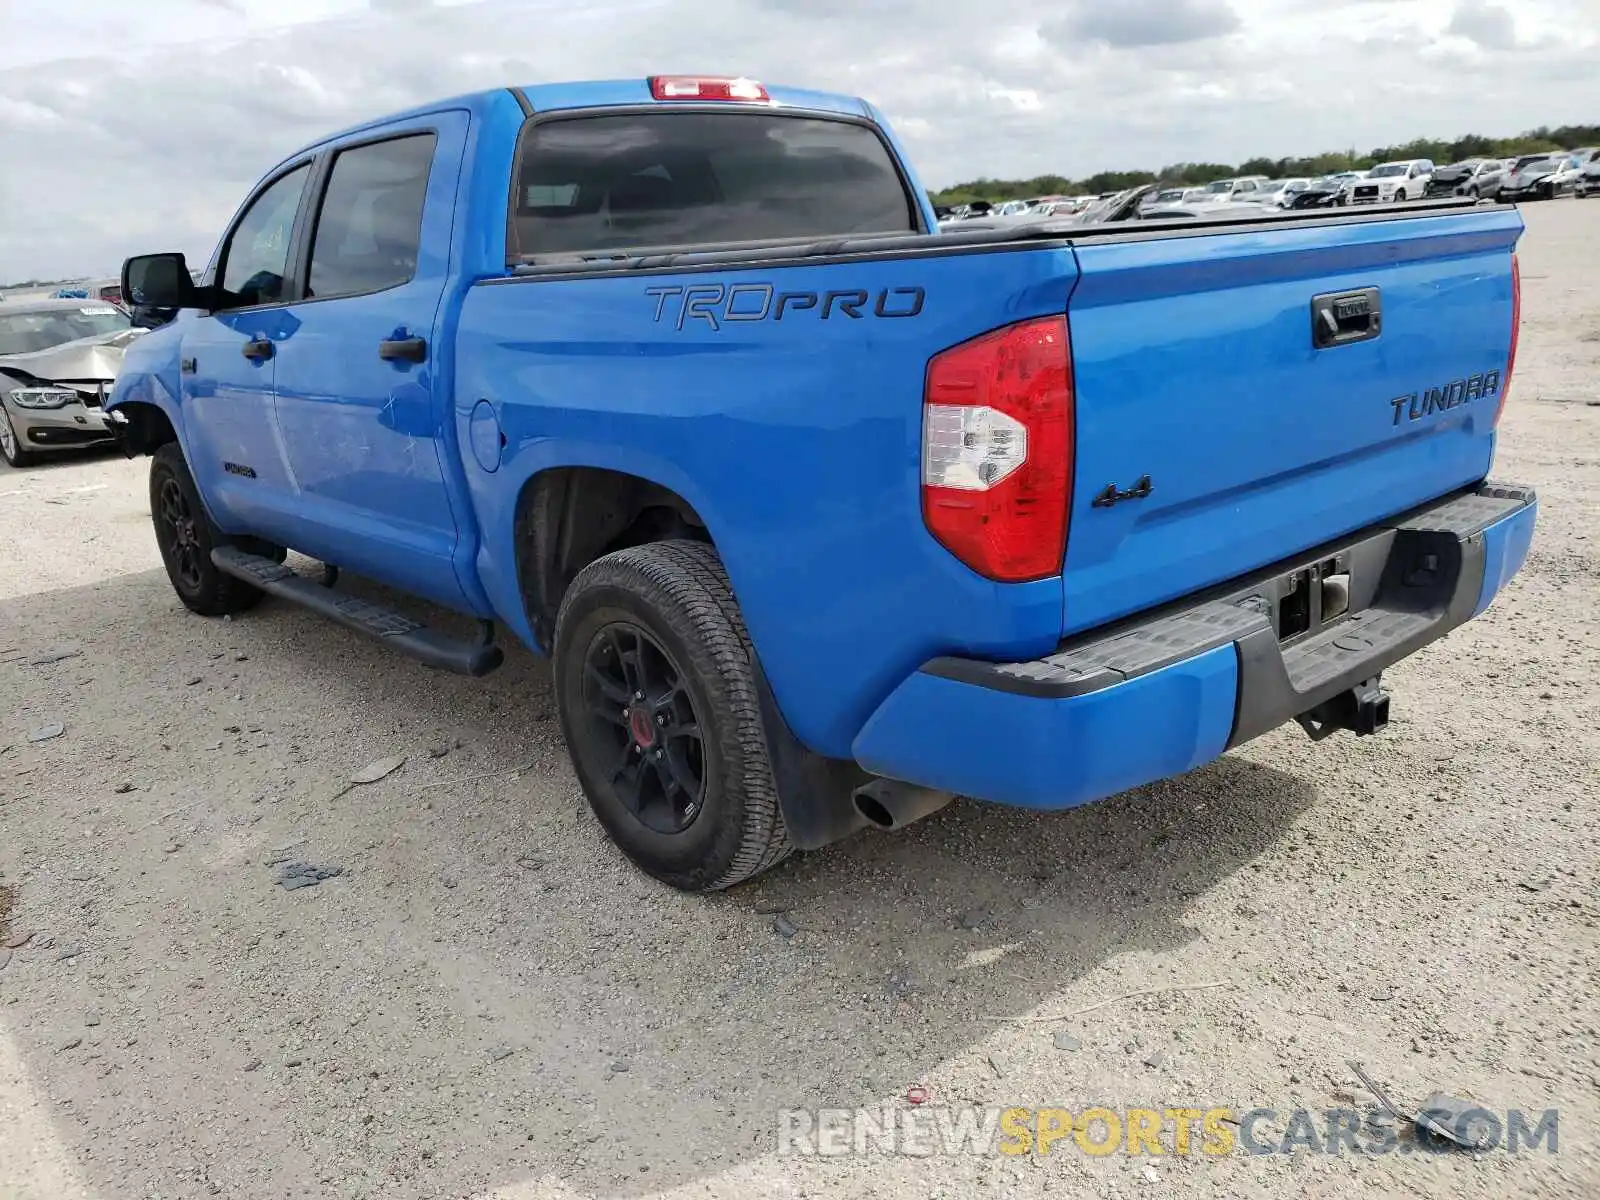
[0,0,1595,280]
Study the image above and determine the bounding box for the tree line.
[930,123,1600,205]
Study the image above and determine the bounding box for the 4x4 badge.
[1091,475,1154,509]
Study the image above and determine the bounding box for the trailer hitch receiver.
[1295,675,1391,742]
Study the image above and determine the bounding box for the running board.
[210,547,504,677]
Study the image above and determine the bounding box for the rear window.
[509,112,918,258]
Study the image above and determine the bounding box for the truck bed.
[460,199,1521,760]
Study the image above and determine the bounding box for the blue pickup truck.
[107,75,1536,891]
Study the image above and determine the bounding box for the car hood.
[1509,164,1557,183]
[1432,165,1475,181]
[0,327,145,383]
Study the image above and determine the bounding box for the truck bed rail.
[504,196,1495,280]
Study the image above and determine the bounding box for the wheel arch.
[108,400,179,457]
[500,457,872,854]
[512,465,712,654]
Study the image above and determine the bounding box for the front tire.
[0,409,40,468]
[553,540,792,892]
[150,443,266,616]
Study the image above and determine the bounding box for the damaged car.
[0,298,144,467]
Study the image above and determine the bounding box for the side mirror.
[122,253,199,311]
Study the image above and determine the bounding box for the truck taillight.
[921,315,1073,583]
[648,76,769,102]
[1496,253,1521,428]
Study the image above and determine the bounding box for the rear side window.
[510,112,918,258]
[307,133,436,299]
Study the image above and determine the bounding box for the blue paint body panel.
[1474,499,1538,617]
[1063,208,1522,634]
[106,77,1536,818]
[456,247,1079,755]
[852,645,1239,809]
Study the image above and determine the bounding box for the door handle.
[241,337,275,362]
[1310,287,1382,349]
[378,335,427,364]
[181,356,197,375]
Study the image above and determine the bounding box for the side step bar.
[210,547,504,677]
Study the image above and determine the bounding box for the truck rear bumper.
[852,483,1536,810]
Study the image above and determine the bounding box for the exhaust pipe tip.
[852,779,956,832]
[855,791,896,830]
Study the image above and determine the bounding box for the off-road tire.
[150,442,267,616]
[553,539,792,891]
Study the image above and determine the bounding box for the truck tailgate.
[1062,206,1522,634]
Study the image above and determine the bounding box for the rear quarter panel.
[457,247,1079,757]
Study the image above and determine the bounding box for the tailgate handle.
[1311,288,1382,348]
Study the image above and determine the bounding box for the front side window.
[307,134,437,299]
[510,111,917,257]
[219,163,311,307]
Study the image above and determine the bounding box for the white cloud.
[0,0,1595,279]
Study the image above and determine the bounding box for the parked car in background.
[1576,149,1600,197]
[87,278,126,306]
[1331,171,1368,205]
[1196,175,1270,200]
[1235,179,1309,207]
[1271,178,1312,207]
[1465,159,1512,200]
[1428,158,1503,198]
[1141,197,1277,221]
[1287,174,1357,209]
[1349,160,1434,204]
[0,297,143,467]
[1501,153,1580,201]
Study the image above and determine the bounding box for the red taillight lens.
[921,315,1073,583]
[1496,253,1521,427]
[648,76,769,102]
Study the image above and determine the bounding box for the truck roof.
[289,77,872,162]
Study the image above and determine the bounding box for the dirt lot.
[2,200,1597,1200]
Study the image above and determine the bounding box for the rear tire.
[0,410,40,468]
[553,539,792,892]
[150,443,266,616]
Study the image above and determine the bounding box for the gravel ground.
[2,200,1597,1200]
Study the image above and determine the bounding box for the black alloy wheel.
[148,442,266,615]
[156,475,205,594]
[579,621,706,835]
[552,539,792,891]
